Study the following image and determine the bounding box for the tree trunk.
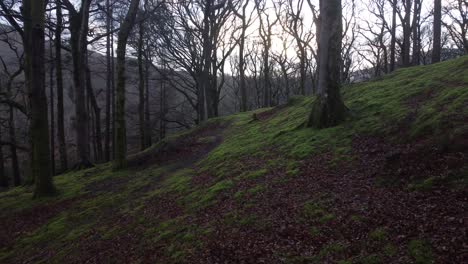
[138,18,146,150]
[0,127,7,187]
[49,30,56,175]
[25,0,55,197]
[412,0,421,66]
[56,0,67,172]
[432,0,442,63]
[201,1,214,119]
[390,0,397,71]
[308,0,347,128]
[402,0,412,67]
[86,66,103,162]
[69,0,92,168]
[144,48,152,147]
[8,108,20,186]
[114,0,140,169]
[105,0,112,161]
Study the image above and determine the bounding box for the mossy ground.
[1,57,467,263]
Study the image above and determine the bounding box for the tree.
[255,0,279,107]
[307,0,347,128]
[105,0,113,162]
[114,0,141,169]
[443,0,468,54]
[432,0,442,62]
[62,0,93,168]
[55,0,68,172]
[23,0,56,197]
[230,0,254,112]
[388,0,396,71]
[137,0,149,150]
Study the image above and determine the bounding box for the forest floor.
[1,57,467,264]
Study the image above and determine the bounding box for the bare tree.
[443,0,468,54]
[308,0,347,128]
[114,0,140,169]
[432,0,442,62]
[23,0,56,197]
[255,0,279,107]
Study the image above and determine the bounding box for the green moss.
[369,228,387,242]
[408,239,434,264]
[318,242,346,258]
[408,177,435,192]
[383,244,397,257]
[303,201,325,219]
[243,168,268,180]
[359,254,382,264]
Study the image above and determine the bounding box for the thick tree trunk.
[0,131,5,187]
[86,66,103,162]
[390,0,397,71]
[144,49,152,147]
[239,20,247,112]
[56,0,67,172]
[70,0,92,168]
[138,19,146,150]
[402,0,412,67]
[160,80,166,140]
[105,0,112,161]
[114,0,140,169]
[432,0,442,63]
[412,0,421,66]
[49,32,56,175]
[201,1,214,119]
[25,0,55,197]
[8,108,20,186]
[308,0,347,128]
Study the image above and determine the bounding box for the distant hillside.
[0,56,467,263]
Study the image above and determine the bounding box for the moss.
[243,168,268,180]
[383,244,397,257]
[408,177,435,192]
[184,179,234,210]
[303,201,326,219]
[318,242,346,258]
[359,254,382,264]
[408,239,434,264]
[369,228,387,242]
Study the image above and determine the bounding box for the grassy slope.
[1,56,467,263]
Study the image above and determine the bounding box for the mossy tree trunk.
[25,0,56,197]
[307,0,347,129]
[114,0,140,170]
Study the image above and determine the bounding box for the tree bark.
[56,0,68,172]
[8,108,20,186]
[390,0,397,71]
[308,0,347,128]
[69,0,92,168]
[25,0,56,197]
[114,0,140,169]
[402,0,412,67]
[0,128,6,187]
[105,0,112,161]
[86,66,103,162]
[137,14,146,150]
[432,0,442,63]
[49,29,56,176]
[412,0,421,65]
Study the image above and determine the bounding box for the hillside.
[1,57,467,263]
